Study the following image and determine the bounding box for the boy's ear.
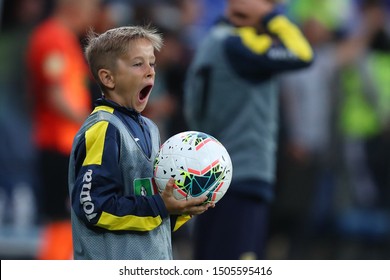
[98,69,115,89]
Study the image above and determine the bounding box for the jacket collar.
[94,98,142,121]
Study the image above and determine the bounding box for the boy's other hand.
[160,178,215,215]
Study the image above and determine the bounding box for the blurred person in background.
[26,0,100,259]
[335,0,390,259]
[272,0,386,259]
[184,0,313,259]
[338,0,390,209]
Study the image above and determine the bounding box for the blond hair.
[85,25,163,90]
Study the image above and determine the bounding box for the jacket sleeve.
[71,120,169,232]
[170,215,192,232]
[224,12,314,82]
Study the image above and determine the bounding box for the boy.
[68,26,213,260]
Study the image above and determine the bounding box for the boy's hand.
[160,178,215,215]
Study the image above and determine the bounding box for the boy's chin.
[134,103,147,113]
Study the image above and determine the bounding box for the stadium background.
[1,0,390,259]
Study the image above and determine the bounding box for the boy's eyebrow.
[130,55,156,60]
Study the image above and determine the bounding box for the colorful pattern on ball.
[153,131,233,203]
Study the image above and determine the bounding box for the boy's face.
[227,0,276,27]
[111,38,156,112]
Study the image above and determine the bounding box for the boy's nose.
[146,66,155,78]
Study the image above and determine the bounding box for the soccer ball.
[153,131,233,203]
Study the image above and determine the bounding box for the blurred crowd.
[0,0,390,259]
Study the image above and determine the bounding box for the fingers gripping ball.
[153,131,233,203]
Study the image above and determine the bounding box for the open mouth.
[139,85,153,101]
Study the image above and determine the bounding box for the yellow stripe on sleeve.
[267,15,313,62]
[82,121,109,166]
[173,215,192,232]
[96,211,163,231]
[236,27,272,54]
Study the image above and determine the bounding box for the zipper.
[135,114,151,158]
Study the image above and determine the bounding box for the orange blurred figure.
[26,0,100,260]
